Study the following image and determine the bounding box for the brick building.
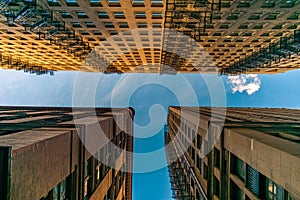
[0,106,134,200]
[166,106,300,199]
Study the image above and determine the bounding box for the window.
[59,180,66,199]
[48,0,60,6]
[192,130,196,145]
[109,30,118,35]
[238,24,248,29]
[61,11,72,18]
[248,13,261,20]
[230,180,243,200]
[219,24,229,29]
[153,31,161,36]
[86,22,96,28]
[41,179,68,200]
[192,147,195,162]
[265,13,278,20]
[261,32,270,36]
[246,165,260,196]
[108,0,120,6]
[188,126,191,139]
[141,37,149,42]
[151,0,163,6]
[119,22,129,28]
[139,30,148,35]
[114,12,125,18]
[196,154,202,174]
[197,134,202,149]
[204,140,208,154]
[203,164,208,180]
[287,12,299,20]
[213,176,220,197]
[227,14,238,20]
[96,164,101,184]
[213,32,222,36]
[214,148,220,169]
[125,37,134,41]
[66,0,78,6]
[138,23,147,28]
[77,11,88,18]
[80,30,89,35]
[132,0,144,6]
[266,179,284,200]
[90,0,101,6]
[104,22,114,28]
[98,12,109,18]
[272,24,282,29]
[72,22,81,27]
[135,12,146,19]
[152,23,162,28]
[237,1,250,7]
[152,12,162,18]
[93,30,102,35]
[253,24,263,29]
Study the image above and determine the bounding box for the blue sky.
[0,69,300,199]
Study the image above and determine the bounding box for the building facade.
[166,106,300,200]
[0,0,300,74]
[0,106,134,200]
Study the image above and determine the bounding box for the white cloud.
[227,74,261,95]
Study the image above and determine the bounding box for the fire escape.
[161,0,221,73]
[221,30,300,75]
[1,0,92,74]
[165,125,208,200]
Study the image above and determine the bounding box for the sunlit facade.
[166,106,300,199]
[0,106,134,200]
[0,0,300,74]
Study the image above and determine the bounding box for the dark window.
[90,0,101,6]
[246,165,260,196]
[213,176,220,197]
[230,180,243,200]
[61,11,72,18]
[197,155,202,174]
[104,22,114,28]
[132,0,144,6]
[214,148,220,169]
[203,164,208,180]
[77,11,88,18]
[197,134,202,149]
[114,12,125,18]
[98,12,109,18]
[119,22,129,28]
[230,153,246,182]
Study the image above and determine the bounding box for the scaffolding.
[221,30,300,75]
